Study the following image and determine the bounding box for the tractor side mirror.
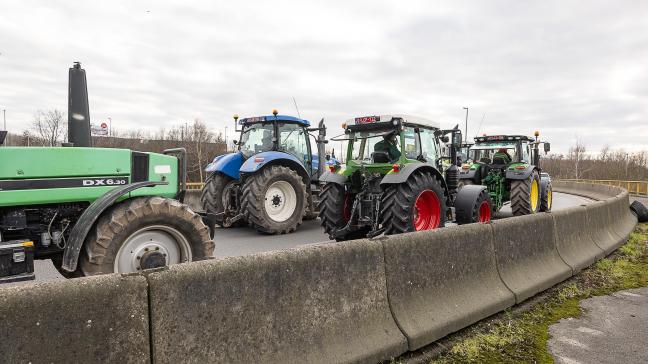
[232,140,238,145]
[441,136,449,143]
[544,143,551,153]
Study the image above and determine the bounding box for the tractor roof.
[474,135,534,143]
[239,114,310,127]
[345,114,440,129]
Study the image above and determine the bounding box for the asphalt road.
[18,192,592,285]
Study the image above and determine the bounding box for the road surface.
[15,192,592,285]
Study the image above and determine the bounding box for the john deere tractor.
[201,111,327,234]
[458,133,552,216]
[318,114,493,241]
[0,63,214,283]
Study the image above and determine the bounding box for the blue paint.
[204,152,245,179]
[239,114,310,127]
[239,151,309,175]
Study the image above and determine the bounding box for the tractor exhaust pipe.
[67,62,92,147]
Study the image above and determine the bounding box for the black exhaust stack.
[67,62,92,147]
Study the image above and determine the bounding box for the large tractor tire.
[455,185,493,224]
[540,180,553,212]
[510,170,541,216]
[240,165,307,234]
[630,201,648,223]
[201,172,244,227]
[381,171,447,235]
[457,179,474,191]
[79,197,214,276]
[318,183,368,241]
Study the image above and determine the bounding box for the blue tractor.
[201,110,327,234]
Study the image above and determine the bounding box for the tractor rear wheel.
[510,170,541,216]
[240,165,307,234]
[79,197,214,276]
[318,183,367,241]
[381,171,447,235]
[540,180,553,212]
[201,172,243,227]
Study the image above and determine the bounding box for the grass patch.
[432,223,648,364]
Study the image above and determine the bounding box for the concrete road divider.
[610,192,638,244]
[553,181,616,201]
[491,213,572,303]
[147,240,408,364]
[586,200,625,255]
[382,224,515,350]
[552,206,605,273]
[0,274,149,363]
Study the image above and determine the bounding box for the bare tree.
[567,140,591,180]
[32,109,66,146]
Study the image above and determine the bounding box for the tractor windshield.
[347,129,400,163]
[239,123,274,156]
[469,142,518,164]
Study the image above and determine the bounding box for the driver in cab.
[493,148,512,165]
[374,132,401,162]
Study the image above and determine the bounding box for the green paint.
[0,147,178,207]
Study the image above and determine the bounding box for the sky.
[1,0,647,154]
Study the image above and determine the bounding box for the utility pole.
[108,117,112,136]
[462,107,469,142]
[224,126,228,152]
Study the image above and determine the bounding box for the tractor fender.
[240,151,310,184]
[380,163,448,192]
[204,152,245,180]
[319,170,348,185]
[61,181,168,272]
[455,184,489,224]
[506,165,537,180]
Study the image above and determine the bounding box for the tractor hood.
[204,152,245,180]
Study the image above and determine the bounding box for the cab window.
[278,123,309,163]
[402,127,420,160]
[418,128,439,162]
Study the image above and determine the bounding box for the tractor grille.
[131,152,150,182]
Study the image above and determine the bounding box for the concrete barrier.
[553,181,616,201]
[147,240,407,364]
[0,274,149,363]
[552,206,605,273]
[586,200,625,255]
[610,192,638,244]
[491,213,572,303]
[382,224,515,350]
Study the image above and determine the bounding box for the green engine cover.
[0,147,179,207]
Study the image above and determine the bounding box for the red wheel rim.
[343,194,353,222]
[478,200,491,222]
[413,190,441,231]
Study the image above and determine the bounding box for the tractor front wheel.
[540,180,553,212]
[201,172,243,227]
[510,170,541,216]
[455,185,493,224]
[381,172,447,235]
[79,197,214,276]
[240,165,307,234]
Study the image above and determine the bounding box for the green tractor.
[318,114,493,241]
[0,63,214,283]
[458,132,552,216]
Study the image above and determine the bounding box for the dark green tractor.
[458,132,552,216]
[318,114,493,241]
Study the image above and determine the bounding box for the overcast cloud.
[1,0,647,153]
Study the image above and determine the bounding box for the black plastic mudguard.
[61,181,167,272]
[505,165,536,180]
[454,184,489,224]
[319,170,347,185]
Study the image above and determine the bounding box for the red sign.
[355,116,379,124]
[100,122,108,129]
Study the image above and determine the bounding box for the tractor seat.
[490,157,508,169]
[479,157,491,164]
[371,151,390,163]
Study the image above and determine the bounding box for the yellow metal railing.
[560,179,648,196]
[186,182,205,190]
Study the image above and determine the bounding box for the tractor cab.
[331,115,443,171]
